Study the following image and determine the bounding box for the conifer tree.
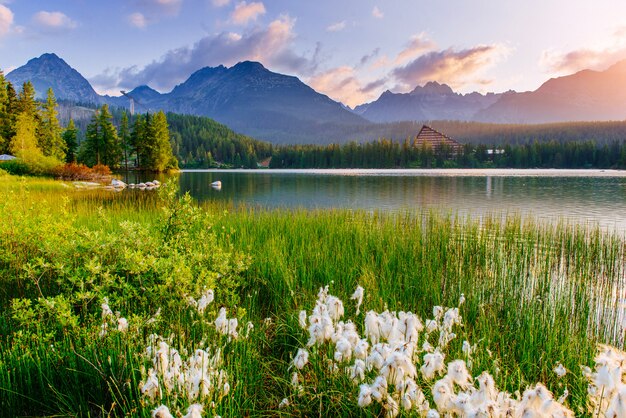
[119,111,131,170]
[148,111,176,171]
[130,114,146,168]
[0,71,7,153]
[62,119,78,163]
[38,88,66,161]
[81,105,121,168]
[98,105,122,168]
[16,81,38,117]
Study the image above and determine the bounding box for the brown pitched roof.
[415,125,463,154]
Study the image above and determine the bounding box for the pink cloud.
[0,4,13,37]
[32,11,78,31]
[231,1,266,26]
[392,44,507,91]
[128,12,148,28]
[540,27,626,75]
[394,33,436,64]
[372,6,383,19]
[308,66,384,108]
[326,20,346,32]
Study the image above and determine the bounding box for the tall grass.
[0,173,624,416]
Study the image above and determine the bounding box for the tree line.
[163,113,626,169]
[267,138,626,169]
[0,70,176,173]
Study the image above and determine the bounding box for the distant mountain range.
[6,53,626,144]
[353,81,503,123]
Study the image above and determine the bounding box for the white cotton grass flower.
[351,285,364,315]
[446,360,472,389]
[462,340,472,357]
[358,384,373,407]
[425,319,438,334]
[101,297,113,319]
[426,409,440,418]
[557,386,569,403]
[141,368,161,402]
[99,322,108,337]
[325,295,345,321]
[384,394,400,418]
[421,351,445,380]
[197,289,214,314]
[117,317,129,332]
[554,362,567,378]
[298,310,307,329]
[152,405,173,418]
[182,403,203,418]
[292,348,309,370]
[458,293,465,306]
[279,398,290,409]
[334,337,352,363]
[214,307,228,334]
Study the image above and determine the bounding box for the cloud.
[326,20,346,32]
[32,11,78,32]
[0,4,13,37]
[230,1,266,26]
[359,48,380,67]
[91,15,320,93]
[128,12,148,28]
[372,6,383,19]
[541,28,626,75]
[308,66,385,108]
[391,44,508,91]
[212,0,231,6]
[126,0,182,27]
[394,33,436,64]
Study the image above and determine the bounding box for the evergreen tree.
[62,119,78,163]
[130,114,147,168]
[10,112,43,161]
[81,105,121,168]
[82,113,101,166]
[16,81,38,117]
[147,111,176,171]
[38,88,66,161]
[0,70,7,153]
[119,111,131,170]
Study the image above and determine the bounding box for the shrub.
[51,162,112,182]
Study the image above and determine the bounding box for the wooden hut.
[414,125,464,155]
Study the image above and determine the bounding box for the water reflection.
[118,169,626,233]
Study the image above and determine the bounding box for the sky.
[1,0,626,108]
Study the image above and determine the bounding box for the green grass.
[0,173,624,416]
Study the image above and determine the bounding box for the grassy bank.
[0,171,624,416]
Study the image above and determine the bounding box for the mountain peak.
[232,61,267,72]
[7,52,101,104]
[410,81,454,96]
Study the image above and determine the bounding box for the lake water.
[126,169,626,234]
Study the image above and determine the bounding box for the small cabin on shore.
[414,125,464,155]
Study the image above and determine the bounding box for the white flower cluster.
[188,289,215,314]
[139,289,249,417]
[584,344,626,416]
[99,297,128,336]
[287,285,574,417]
[140,334,230,416]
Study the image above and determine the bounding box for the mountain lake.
[121,168,626,234]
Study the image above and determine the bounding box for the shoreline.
[180,168,626,177]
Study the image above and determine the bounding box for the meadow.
[1,169,625,417]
